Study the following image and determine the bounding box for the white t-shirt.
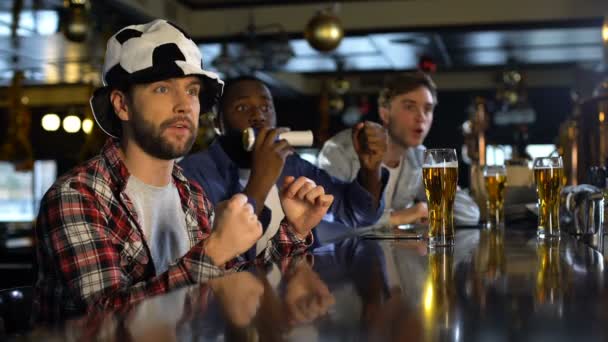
[238,169,285,255]
[383,157,403,210]
[125,175,189,274]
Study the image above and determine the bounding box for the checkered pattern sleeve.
[260,219,313,262]
[36,182,225,315]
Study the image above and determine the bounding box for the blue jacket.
[179,140,386,246]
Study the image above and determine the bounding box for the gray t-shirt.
[125,175,189,274]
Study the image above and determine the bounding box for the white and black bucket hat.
[90,19,224,138]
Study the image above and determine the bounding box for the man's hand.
[280,176,334,240]
[206,194,262,265]
[352,121,387,172]
[210,272,264,327]
[389,202,429,226]
[352,121,387,207]
[244,127,294,215]
[284,261,335,325]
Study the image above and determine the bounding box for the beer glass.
[484,165,507,228]
[533,157,563,238]
[423,149,458,247]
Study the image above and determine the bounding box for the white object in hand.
[243,127,314,151]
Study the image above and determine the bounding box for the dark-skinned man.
[180,76,388,253]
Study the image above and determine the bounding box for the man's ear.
[110,89,130,122]
[378,105,390,126]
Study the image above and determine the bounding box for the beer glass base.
[428,236,455,248]
[537,229,561,239]
[485,221,505,230]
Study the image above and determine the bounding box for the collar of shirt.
[101,138,192,194]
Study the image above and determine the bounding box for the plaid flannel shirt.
[34,139,312,324]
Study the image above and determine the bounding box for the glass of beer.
[423,149,458,247]
[533,156,563,238]
[484,165,507,229]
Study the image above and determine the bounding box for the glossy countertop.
[24,227,608,341]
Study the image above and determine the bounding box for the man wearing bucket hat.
[34,19,333,323]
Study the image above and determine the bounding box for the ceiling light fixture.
[61,0,90,43]
[211,16,294,75]
[304,7,344,53]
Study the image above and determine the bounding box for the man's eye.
[154,86,168,94]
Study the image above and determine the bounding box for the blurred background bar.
[0,0,606,292]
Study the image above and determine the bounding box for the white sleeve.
[453,188,481,225]
[317,133,359,182]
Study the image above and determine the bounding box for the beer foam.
[533,166,563,169]
[423,161,458,168]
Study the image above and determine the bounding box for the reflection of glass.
[533,157,563,238]
[468,229,506,311]
[423,149,458,247]
[535,238,564,313]
[422,247,456,341]
[484,165,507,228]
[474,229,506,281]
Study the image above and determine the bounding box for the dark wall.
[274,95,320,133]
[485,87,573,145]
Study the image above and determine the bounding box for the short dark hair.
[217,75,268,115]
[113,83,134,99]
[378,71,437,108]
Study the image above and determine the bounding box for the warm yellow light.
[63,115,81,133]
[41,113,60,131]
[600,112,605,123]
[603,20,608,42]
[328,26,341,39]
[82,118,94,134]
[423,281,434,315]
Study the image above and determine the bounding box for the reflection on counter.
[475,228,506,283]
[469,228,506,311]
[422,247,459,342]
[16,229,608,341]
[535,238,566,314]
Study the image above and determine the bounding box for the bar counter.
[23,225,608,341]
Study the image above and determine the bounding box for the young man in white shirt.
[319,72,480,227]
